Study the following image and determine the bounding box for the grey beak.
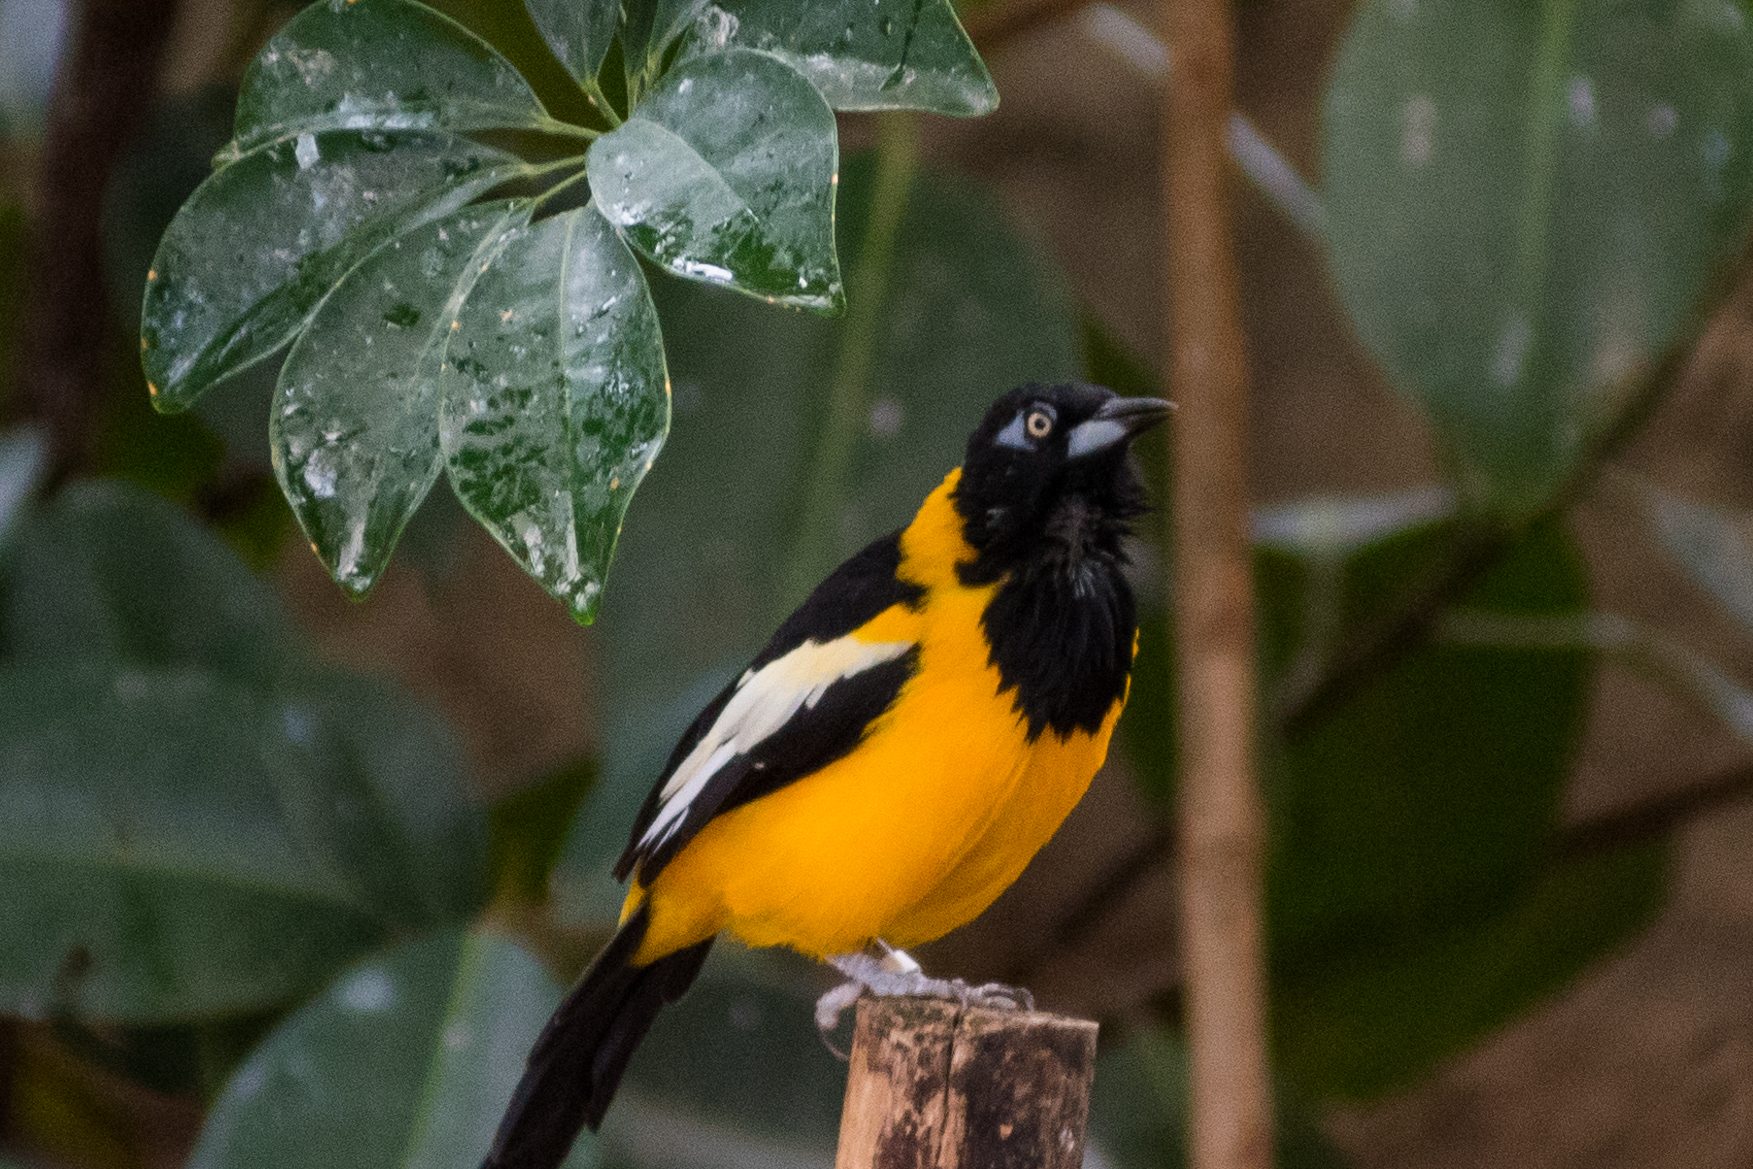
[1066,396,1173,458]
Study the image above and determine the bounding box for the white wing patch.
[638,636,915,852]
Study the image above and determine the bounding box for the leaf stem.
[581,81,622,129]
[524,154,588,179]
[534,118,602,141]
[781,114,920,604]
[533,165,592,211]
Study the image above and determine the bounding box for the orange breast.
[879,700,1121,949]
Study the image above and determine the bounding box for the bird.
[482,382,1170,1169]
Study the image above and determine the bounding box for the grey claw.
[958,980,1035,1011]
[815,979,865,1058]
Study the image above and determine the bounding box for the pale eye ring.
[1025,409,1054,439]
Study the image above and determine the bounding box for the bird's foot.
[814,979,867,1045]
[815,948,1036,1051]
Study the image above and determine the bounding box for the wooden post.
[834,998,1098,1169]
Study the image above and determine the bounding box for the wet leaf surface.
[1326,0,1753,514]
[439,205,669,623]
[141,129,525,412]
[226,0,552,157]
[618,0,709,85]
[274,200,534,595]
[684,0,997,115]
[524,0,619,93]
[190,929,599,1169]
[590,49,842,311]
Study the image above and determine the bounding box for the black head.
[953,383,1170,583]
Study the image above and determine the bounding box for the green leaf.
[0,660,486,1023]
[1276,841,1667,1098]
[1129,496,1621,1094]
[0,482,489,1022]
[265,670,490,931]
[1267,513,1594,957]
[558,156,1079,916]
[141,130,526,412]
[1324,0,1753,515]
[618,0,707,84]
[189,929,599,1169]
[589,49,842,312]
[1243,503,1646,1099]
[3,482,295,678]
[439,205,669,623]
[682,0,998,116]
[227,0,553,158]
[524,0,619,92]
[274,200,533,595]
[1631,478,1753,634]
[0,426,47,549]
[0,662,379,1022]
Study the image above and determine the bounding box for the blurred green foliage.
[188,930,600,1169]
[0,483,488,1024]
[4,0,1753,1166]
[1325,0,1753,515]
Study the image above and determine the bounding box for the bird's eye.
[1025,409,1054,439]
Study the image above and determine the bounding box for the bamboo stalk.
[1159,0,1275,1166]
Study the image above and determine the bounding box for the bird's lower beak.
[1066,396,1174,458]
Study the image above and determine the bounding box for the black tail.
[482,908,712,1169]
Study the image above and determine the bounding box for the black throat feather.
[956,487,1140,741]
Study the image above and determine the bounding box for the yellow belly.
[631,583,1121,963]
[880,699,1119,948]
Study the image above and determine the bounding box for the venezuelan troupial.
[484,383,1171,1169]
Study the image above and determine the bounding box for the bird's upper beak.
[1066,396,1174,459]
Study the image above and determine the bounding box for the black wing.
[614,531,926,883]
